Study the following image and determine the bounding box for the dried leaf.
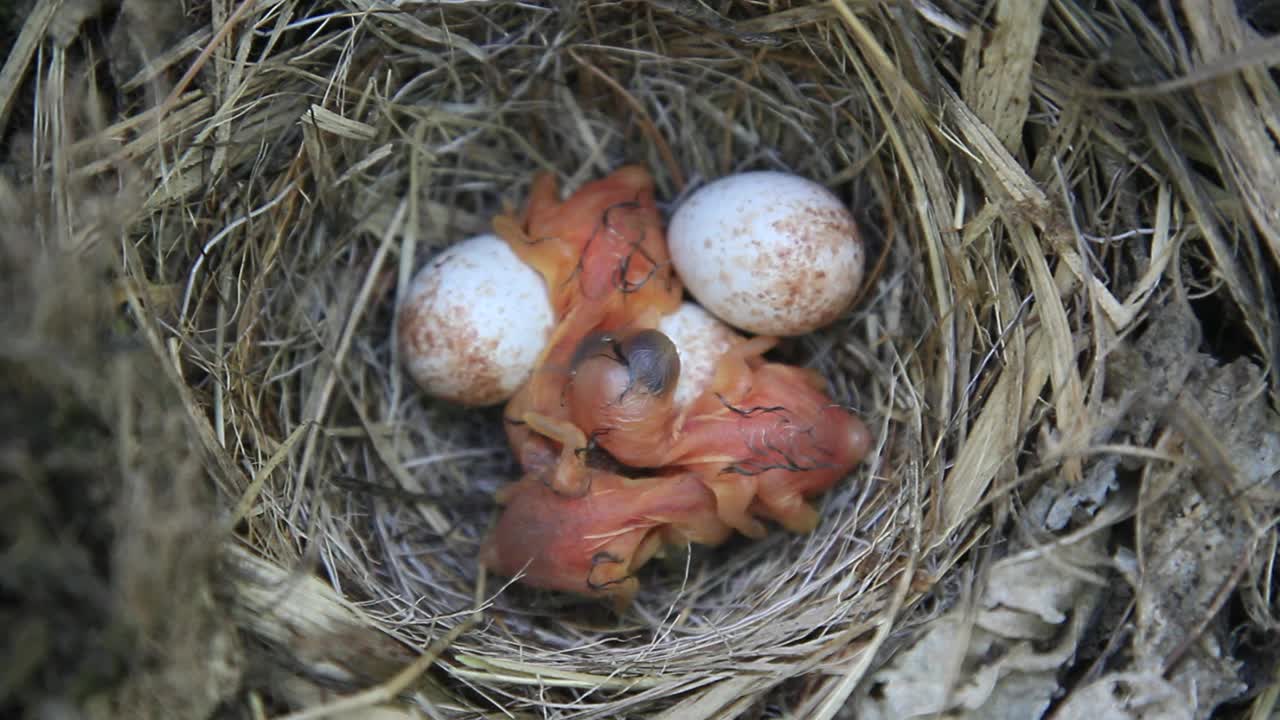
[1054,673,1193,720]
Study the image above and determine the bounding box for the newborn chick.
[670,356,874,538]
[497,167,683,489]
[481,470,731,610]
[508,328,680,496]
[544,332,874,537]
[493,165,682,352]
[556,327,682,468]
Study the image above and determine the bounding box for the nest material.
[3,0,1280,718]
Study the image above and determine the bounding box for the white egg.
[397,234,553,406]
[668,171,865,336]
[657,301,743,409]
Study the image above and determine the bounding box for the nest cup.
[12,0,1280,717]
[206,3,921,713]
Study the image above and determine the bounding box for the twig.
[274,616,478,720]
[568,48,685,193]
[1160,547,1251,677]
[159,0,259,114]
[0,0,60,132]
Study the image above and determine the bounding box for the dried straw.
[4,0,1279,717]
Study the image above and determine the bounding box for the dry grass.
[3,0,1279,718]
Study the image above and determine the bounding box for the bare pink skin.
[485,168,874,608]
[669,361,873,537]
[564,328,680,466]
[482,470,731,609]
[495,166,683,494]
[494,165,681,331]
[542,334,874,538]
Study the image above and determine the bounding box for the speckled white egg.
[397,234,553,406]
[668,171,865,336]
[656,301,743,409]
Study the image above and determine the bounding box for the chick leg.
[522,411,592,496]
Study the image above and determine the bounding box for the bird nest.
[3,0,1279,718]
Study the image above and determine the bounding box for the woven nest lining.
[194,0,929,710]
[5,0,1280,718]
[251,1,922,699]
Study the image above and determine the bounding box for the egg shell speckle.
[668,171,864,336]
[397,234,553,406]
[656,301,743,409]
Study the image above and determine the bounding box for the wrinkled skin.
[481,470,731,610]
[503,327,682,496]
[493,165,682,339]
[546,333,874,538]
[496,166,683,492]
[486,167,873,608]
[669,356,874,538]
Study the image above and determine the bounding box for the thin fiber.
[3,0,1279,718]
